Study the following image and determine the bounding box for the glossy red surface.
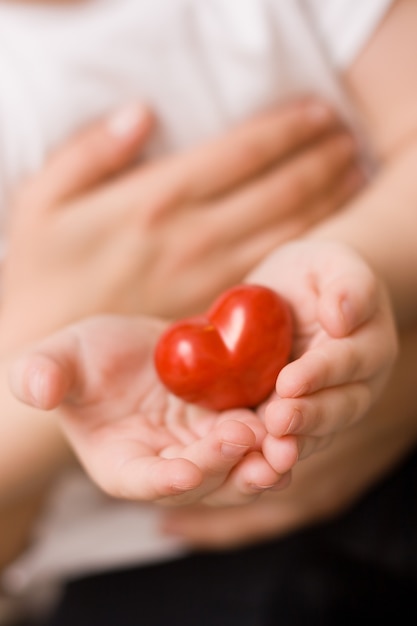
[154,284,293,411]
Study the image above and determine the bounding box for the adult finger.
[179,99,344,200]
[188,163,365,301]
[118,98,343,213]
[207,129,359,243]
[224,164,365,276]
[155,130,360,295]
[23,105,155,208]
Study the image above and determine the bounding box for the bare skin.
[9,240,396,506]
[0,100,359,568]
[4,0,417,569]
[1,99,359,347]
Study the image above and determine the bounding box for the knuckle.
[276,170,310,209]
[236,135,273,172]
[325,132,357,168]
[289,174,312,206]
[131,168,185,228]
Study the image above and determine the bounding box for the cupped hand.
[247,239,398,472]
[7,239,398,509]
[9,315,288,507]
[161,323,417,548]
[1,98,362,351]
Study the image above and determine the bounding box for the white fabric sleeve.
[304,0,394,68]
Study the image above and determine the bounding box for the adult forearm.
[307,139,417,328]
[0,490,46,571]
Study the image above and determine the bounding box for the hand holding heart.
[247,240,397,473]
[8,240,397,505]
[9,315,286,507]
[154,284,293,411]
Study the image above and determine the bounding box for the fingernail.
[221,442,250,459]
[170,482,196,494]
[106,105,149,138]
[28,367,46,408]
[339,296,355,332]
[292,383,309,398]
[284,408,303,435]
[249,483,278,492]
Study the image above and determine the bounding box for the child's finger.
[108,444,282,508]
[265,382,375,439]
[276,325,395,399]
[262,432,333,470]
[10,317,160,412]
[26,104,155,207]
[202,451,290,507]
[84,445,204,501]
[9,348,76,411]
[317,262,379,337]
[156,420,257,503]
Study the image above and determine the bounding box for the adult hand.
[1,98,362,351]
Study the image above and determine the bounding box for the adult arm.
[309,0,417,326]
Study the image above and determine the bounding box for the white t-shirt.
[0,0,392,597]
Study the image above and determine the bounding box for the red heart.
[154,284,293,411]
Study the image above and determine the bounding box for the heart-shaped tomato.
[154,284,293,411]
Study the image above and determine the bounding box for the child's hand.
[9,316,287,507]
[247,240,398,472]
[161,322,417,548]
[8,239,397,509]
[7,239,397,509]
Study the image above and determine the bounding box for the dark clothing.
[39,447,417,626]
